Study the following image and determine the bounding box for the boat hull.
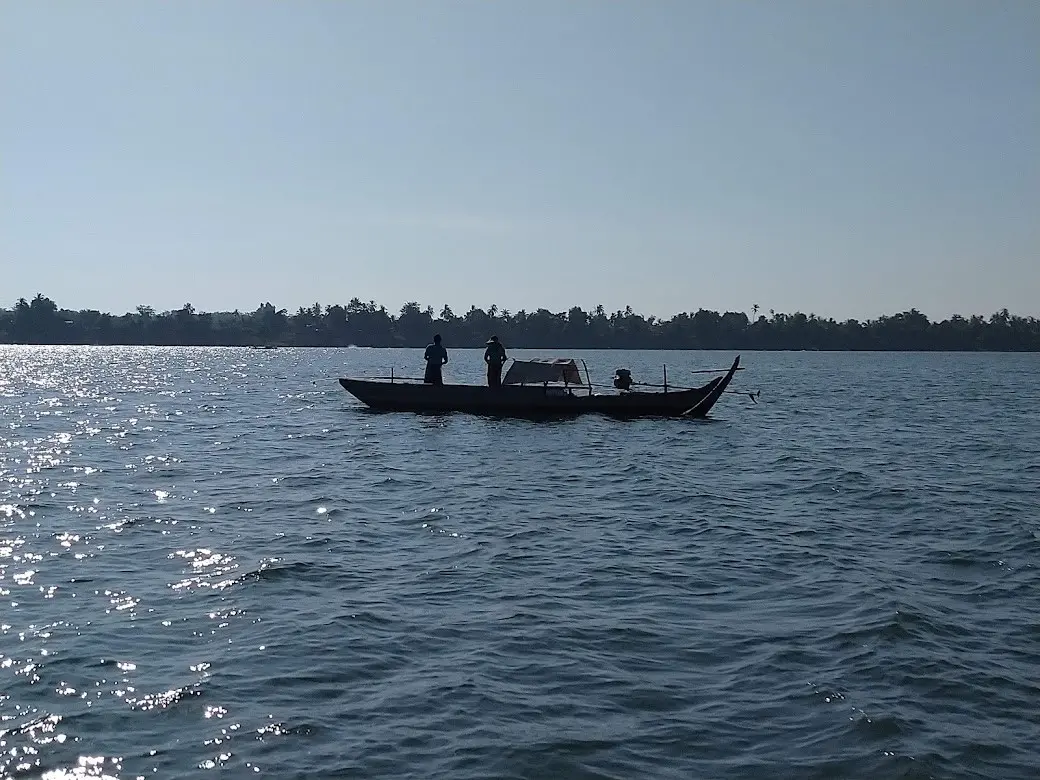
[338,356,740,419]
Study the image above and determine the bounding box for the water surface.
[1,346,1038,779]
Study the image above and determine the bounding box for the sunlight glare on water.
[0,345,1038,779]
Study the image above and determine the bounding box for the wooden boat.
[337,355,741,419]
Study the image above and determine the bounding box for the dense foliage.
[2,294,1038,350]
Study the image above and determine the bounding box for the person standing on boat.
[423,334,448,385]
[484,335,507,388]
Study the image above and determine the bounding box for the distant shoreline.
[1,344,1038,354]
[3,295,1038,352]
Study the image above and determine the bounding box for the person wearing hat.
[483,335,507,388]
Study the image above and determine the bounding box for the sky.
[1,0,1037,322]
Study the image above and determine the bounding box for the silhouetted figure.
[484,335,507,388]
[423,334,448,385]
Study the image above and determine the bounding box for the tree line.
[1,294,1038,351]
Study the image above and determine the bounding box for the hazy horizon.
[3,1,1037,322]
[5,290,1036,324]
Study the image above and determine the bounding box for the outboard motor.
[613,368,633,391]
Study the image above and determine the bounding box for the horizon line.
[4,294,1036,324]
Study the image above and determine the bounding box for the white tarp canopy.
[502,358,585,386]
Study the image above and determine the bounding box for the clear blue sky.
[2,1,1037,321]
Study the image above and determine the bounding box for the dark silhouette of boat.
[338,355,741,418]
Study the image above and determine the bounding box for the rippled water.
[1,346,1038,779]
